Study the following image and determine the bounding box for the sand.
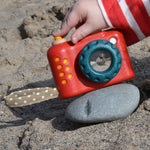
[0,0,150,149]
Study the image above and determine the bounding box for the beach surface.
[0,0,150,149]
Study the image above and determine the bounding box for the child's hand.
[53,0,108,44]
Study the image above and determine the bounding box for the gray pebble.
[65,83,140,123]
[144,99,150,111]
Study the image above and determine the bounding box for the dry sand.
[0,0,150,149]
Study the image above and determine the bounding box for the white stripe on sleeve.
[97,0,113,27]
[118,0,146,40]
[142,0,150,16]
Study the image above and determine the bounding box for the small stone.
[143,99,150,111]
[65,83,140,123]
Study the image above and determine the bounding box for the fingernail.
[72,37,77,44]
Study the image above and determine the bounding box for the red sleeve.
[97,0,150,46]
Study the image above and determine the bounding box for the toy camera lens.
[90,50,112,72]
[80,40,122,83]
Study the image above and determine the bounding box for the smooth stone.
[65,83,140,123]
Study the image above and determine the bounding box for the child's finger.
[53,7,80,37]
[71,23,94,44]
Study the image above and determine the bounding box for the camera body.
[47,30,134,99]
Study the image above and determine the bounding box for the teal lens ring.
[80,40,122,83]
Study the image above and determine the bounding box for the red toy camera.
[47,30,134,99]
